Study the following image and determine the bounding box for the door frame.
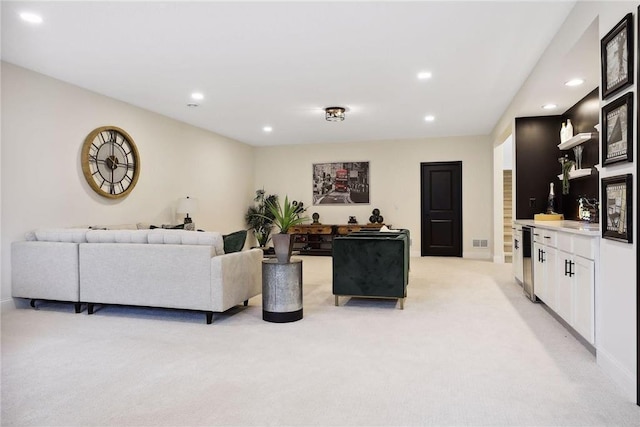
[420,161,463,257]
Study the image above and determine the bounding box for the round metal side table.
[262,259,303,322]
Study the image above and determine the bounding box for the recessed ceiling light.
[424,115,435,122]
[542,104,557,110]
[263,126,273,133]
[20,12,43,24]
[191,92,204,100]
[565,78,585,87]
[417,71,432,80]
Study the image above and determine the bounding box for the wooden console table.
[288,223,386,256]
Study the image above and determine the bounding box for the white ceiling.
[2,1,597,147]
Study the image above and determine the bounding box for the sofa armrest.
[11,241,80,301]
[210,248,262,312]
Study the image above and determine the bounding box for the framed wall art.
[312,162,369,205]
[602,92,633,165]
[601,13,633,99]
[601,174,633,243]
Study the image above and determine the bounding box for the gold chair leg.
[399,298,404,310]
[335,295,339,306]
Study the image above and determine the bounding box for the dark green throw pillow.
[223,230,247,253]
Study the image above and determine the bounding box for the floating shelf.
[557,168,593,180]
[557,132,597,150]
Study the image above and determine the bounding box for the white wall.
[595,3,638,403]
[502,135,513,170]
[0,62,256,303]
[491,1,638,402]
[253,136,493,259]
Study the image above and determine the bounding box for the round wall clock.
[81,126,140,199]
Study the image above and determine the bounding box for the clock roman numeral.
[119,183,125,193]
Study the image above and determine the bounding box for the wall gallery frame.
[602,92,633,165]
[601,174,633,243]
[312,162,369,205]
[601,13,634,100]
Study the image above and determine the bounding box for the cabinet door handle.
[541,250,546,263]
[544,236,551,239]
[514,239,519,250]
[533,233,540,236]
[569,260,575,277]
[564,259,569,276]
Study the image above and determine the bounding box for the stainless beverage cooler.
[522,226,536,301]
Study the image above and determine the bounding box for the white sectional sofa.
[11,228,262,324]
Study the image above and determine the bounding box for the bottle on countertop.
[546,182,556,214]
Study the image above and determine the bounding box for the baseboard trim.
[1,298,17,312]
[597,346,637,402]
[463,251,492,260]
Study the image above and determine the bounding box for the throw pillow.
[160,224,185,229]
[223,230,247,253]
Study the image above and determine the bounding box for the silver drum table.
[262,259,303,322]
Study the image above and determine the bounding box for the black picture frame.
[602,92,633,165]
[601,13,634,100]
[602,174,633,243]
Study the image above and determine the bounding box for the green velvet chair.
[332,230,409,309]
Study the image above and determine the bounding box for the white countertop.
[514,219,600,236]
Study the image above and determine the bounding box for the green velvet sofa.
[332,229,409,309]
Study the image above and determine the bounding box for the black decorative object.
[602,92,633,165]
[312,212,320,224]
[348,216,357,224]
[601,13,633,100]
[369,208,383,224]
[602,174,633,243]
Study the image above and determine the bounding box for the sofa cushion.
[28,228,89,243]
[223,230,247,253]
[148,229,224,255]
[86,230,150,244]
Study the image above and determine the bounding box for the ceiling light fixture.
[565,78,585,87]
[191,92,204,100]
[20,12,43,24]
[263,126,273,132]
[325,107,346,122]
[542,104,557,110]
[417,71,432,80]
[424,115,435,122]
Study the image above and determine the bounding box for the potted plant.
[245,189,278,251]
[264,196,309,263]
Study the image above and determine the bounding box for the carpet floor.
[2,256,639,426]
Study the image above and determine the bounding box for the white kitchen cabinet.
[515,220,598,346]
[533,242,557,310]
[556,249,595,344]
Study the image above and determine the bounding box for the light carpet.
[2,256,639,426]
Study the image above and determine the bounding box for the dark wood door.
[421,161,462,257]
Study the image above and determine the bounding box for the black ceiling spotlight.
[325,107,346,122]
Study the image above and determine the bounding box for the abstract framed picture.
[601,13,633,100]
[602,92,633,165]
[312,162,369,205]
[601,174,633,243]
